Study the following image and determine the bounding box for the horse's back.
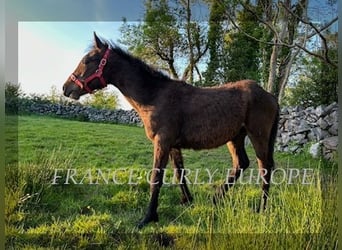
[175,80,251,149]
[221,79,278,113]
[175,80,277,149]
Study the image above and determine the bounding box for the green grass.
[5,115,338,249]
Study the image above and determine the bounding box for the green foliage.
[120,0,208,82]
[82,89,118,110]
[47,85,64,104]
[5,82,23,114]
[202,0,225,86]
[5,82,22,98]
[144,0,179,43]
[119,0,337,105]
[5,115,338,249]
[283,51,338,107]
[222,3,263,82]
[120,0,181,75]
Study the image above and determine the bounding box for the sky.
[11,0,147,110]
[18,21,134,109]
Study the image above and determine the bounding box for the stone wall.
[20,102,338,160]
[276,102,338,160]
[20,103,143,126]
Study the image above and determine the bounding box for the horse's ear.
[93,32,104,49]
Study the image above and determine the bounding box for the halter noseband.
[70,48,111,93]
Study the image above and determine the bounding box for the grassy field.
[5,115,338,249]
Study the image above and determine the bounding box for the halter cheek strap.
[70,48,111,93]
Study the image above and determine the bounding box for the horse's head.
[63,32,111,100]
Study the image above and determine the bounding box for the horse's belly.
[179,123,241,150]
[182,137,230,150]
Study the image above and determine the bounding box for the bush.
[82,89,118,110]
[5,82,23,114]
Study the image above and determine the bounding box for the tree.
[119,0,337,105]
[120,0,181,78]
[178,0,208,83]
[222,0,338,101]
[120,0,208,84]
[222,2,263,83]
[202,0,225,86]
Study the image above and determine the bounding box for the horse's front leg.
[137,136,170,229]
[169,148,193,204]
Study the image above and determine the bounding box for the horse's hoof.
[136,213,159,229]
[136,221,147,229]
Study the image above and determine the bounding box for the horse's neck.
[107,55,164,114]
[110,75,156,114]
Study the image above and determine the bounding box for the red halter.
[70,48,111,93]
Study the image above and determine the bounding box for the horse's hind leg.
[170,148,193,204]
[214,128,249,203]
[247,130,274,212]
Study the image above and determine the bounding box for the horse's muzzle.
[68,91,80,100]
[63,83,81,100]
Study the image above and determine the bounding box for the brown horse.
[63,33,279,228]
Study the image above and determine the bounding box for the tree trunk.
[278,48,300,102]
[267,0,290,96]
[184,0,195,84]
[267,43,278,94]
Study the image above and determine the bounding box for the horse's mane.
[94,37,173,83]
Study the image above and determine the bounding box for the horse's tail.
[268,102,279,169]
